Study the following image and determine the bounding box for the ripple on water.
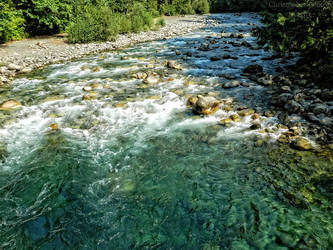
[0,13,332,250]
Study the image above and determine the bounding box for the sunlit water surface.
[0,13,332,249]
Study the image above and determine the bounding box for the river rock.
[49,123,59,130]
[220,118,233,125]
[238,109,255,116]
[143,75,159,85]
[250,122,262,130]
[7,63,21,71]
[230,114,241,122]
[192,95,221,115]
[284,100,303,113]
[222,80,241,89]
[243,64,263,74]
[20,67,33,73]
[210,56,221,61]
[82,92,97,101]
[133,72,148,79]
[187,96,198,106]
[166,60,182,70]
[292,136,312,150]
[312,103,329,115]
[0,99,22,110]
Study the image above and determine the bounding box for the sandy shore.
[0,15,219,84]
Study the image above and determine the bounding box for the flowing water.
[0,13,332,249]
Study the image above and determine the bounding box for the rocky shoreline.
[0,15,219,84]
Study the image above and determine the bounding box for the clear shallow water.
[0,13,332,249]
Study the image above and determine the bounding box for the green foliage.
[0,1,25,43]
[209,0,268,12]
[192,0,210,14]
[68,4,117,43]
[255,0,333,59]
[12,0,73,36]
[156,17,166,27]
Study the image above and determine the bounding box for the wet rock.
[166,60,182,70]
[133,72,148,79]
[91,66,101,72]
[250,123,262,130]
[222,80,241,89]
[83,86,93,92]
[251,113,260,120]
[143,75,159,85]
[223,105,232,111]
[82,92,97,101]
[241,41,252,48]
[223,54,231,59]
[256,75,273,85]
[264,111,274,117]
[284,100,303,113]
[175,50,181,55]
[243,64,263,74]
[0,99,22,111]
[0,76,9,84]
[49,123,59,130]
[255,139,264,147]
[187,96,198,106]
[210,56,221,61]
[192,95,221,115]
[312,103,329,115]
[230,114,241,122]
[220,118,233,125]
[292,136,312,150]
[238,109,255,116]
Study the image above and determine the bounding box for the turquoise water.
[0,13,332,249]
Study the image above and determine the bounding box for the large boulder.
[191,95,221,115]
[292,136,312,151]
[0,99,22,111]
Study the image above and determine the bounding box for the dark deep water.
[0,13,332,249]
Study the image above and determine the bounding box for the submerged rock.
[143,75,160,85]
[238,109,255,116]
[191,95,221,115]
[49,123,59,130]
[222,80,241,89]
[82,92,97,101]
[0,99,22,111]
[220,118,233,125]
[243,64,263,74]
[166,60,182,70]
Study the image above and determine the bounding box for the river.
[0,13,332,249]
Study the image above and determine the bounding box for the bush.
[156,18,166,27]
[13,0,73,36]
[68,5,117,43]
[0,1,25,43]
[255,0,333,59]
[192,0,210,14]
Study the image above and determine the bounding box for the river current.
[0,13,332,249]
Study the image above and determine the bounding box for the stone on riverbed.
[238,109,255,116]
[0,99,22,111]
[143,75,160,85]
[189,95,221,115]
[222,80,241,89]
[82,92,97,101]
[243,64,263,74]
[166,60,182,70]
[220,118,233,125]
[292,136,312,151]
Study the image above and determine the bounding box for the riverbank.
[0,15,219,84]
